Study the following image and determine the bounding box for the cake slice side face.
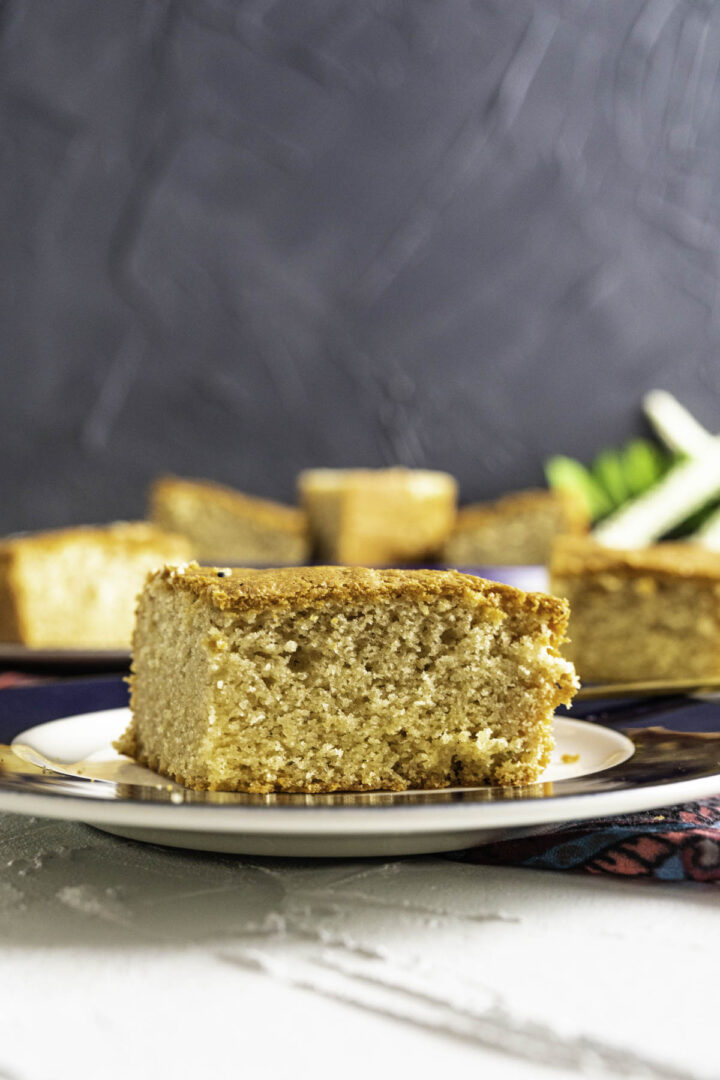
[121,566,577,793]
[117,571,219,783]
[340,484,458,565]
[551,538,720,681]
[298,469,458,565]
[0,524,193,648]
[444,490,589,566]
[150,477,310,566]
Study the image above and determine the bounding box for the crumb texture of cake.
[551,537,720,681]
[150,476,310,566]
[117,563,577,794]
[298,467,458,565]
[0,523,192,648]
[443,489,589,566]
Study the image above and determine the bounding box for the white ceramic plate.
[2,707,720,857]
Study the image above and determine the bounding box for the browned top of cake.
[454,488,589,533]
[298,467,457,494]
[551,536,720,583]
[0,521,190,556]
[156,562,570,630]
[151,476,307,535]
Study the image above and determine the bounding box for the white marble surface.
[0,812,715,1080]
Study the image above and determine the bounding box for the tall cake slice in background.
[150,475,310,566]
[298,467,457,565]
[443,489,589,567]
[0,523,192,649]
[116,563,577,793]
[551,536,720,681]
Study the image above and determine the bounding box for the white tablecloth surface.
[0,812,715,1080]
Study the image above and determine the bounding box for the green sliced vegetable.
[622,439,669,497]
[591,449,629,509]
[593,450,720,547]
[546,405,717,543]
[545,455,614,521]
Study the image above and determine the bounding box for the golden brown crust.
[151,476,307,536]
[551,536,720,583]
[454,488,589,534]
[298,466,457,494]
[155,562,570,636]
[0,521,190,557]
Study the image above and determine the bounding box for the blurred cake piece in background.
[0,522,192,649]
[443,489,589,567]
[550,536,720,681]
[149,476,310,566]
[298,467,457,565]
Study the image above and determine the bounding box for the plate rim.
[2,707,719,838]
[2,775,720,837]
[0,644,130,663]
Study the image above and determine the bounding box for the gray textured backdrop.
[3,0,720,532]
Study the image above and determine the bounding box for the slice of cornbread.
[298,467,458,565]
[149,476,310,566]
[443,489,589,567]
[551,537,720,681]
[116,563,577,793]
[0,523,192,649]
